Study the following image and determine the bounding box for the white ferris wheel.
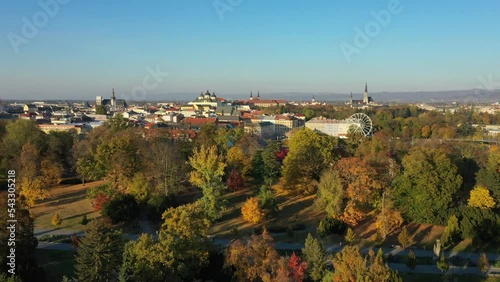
[348,113,373,137]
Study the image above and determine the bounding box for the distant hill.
[3,89,499,104]
[220,89,500,103]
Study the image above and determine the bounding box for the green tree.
[261,140,282,181]
[440,215,460,248]
[477,252,490,277]
[393,148,462,224]
[258,185,279,215]
[95,105,107,115]
[75,219,124,282]
[436,254,449,272]
[189,145,227,220]
[405,250,417,270]
[120,203,210,281]
[281,128,338,194]
[316,170,345,219]
[0,195,39,281]
[302,234,326,281]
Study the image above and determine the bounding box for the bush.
[316,217,347,238]
[93,193,110,211]
[81,214,89,225]
[51,213,62,227]
[102,193,140,224]
[86,183,114,199]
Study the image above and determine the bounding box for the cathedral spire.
[257,91,260,98]
[250,91,253,98]
[112,88,115,99]
[365,83,368,94]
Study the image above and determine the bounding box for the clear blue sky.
[1,0,499,100]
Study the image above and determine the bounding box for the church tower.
[111,88,116,107]
[250,91,254,100]
[363,83,369,104]
[350,92,353,105]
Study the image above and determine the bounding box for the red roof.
[183,117,217,125]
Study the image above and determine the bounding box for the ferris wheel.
[348,113,373,136]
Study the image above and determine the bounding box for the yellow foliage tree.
[242,197,265,224]
[19,178,50,207]
[468,186,496,209]
[341,202,365,226]
[51,213,62,227]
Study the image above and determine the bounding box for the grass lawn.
[208,187,324,242]
[35,249,75,281]
[31,180,105,232]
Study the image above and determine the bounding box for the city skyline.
[1,0,500,99]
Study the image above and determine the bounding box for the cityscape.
[1,1,500,282]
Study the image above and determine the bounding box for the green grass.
[38,234,72,243]
[35,249,76,281]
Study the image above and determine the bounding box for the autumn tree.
[281,128,338,194]
[397,226,413,248]
[288,252,307,282]
[345,228,356,245]
[227,168,244,192]
[476,146,500,205]
[393,148,463,224]
[51,213,62,227]
[189,145,227,220]
[331,246,397,282]
[302,234,326,281]
[75,219,124,282]
[225,230,280,281]
[468,186,496,209]
[242,197,266,224]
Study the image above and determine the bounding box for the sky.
[0,0,499,100]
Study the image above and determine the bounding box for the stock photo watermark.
[213,0,243,21]
[7,0,71,54]
[122,65,169,102]
[339,0,407,63]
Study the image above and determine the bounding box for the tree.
[95,105,107,115]
[225,230,280,282]
[302,234,326,281]
[189,145,227,220]
[227,169,244,192]
[316,170,345,219]
[436,254,449,272]
[288,252,307,282]
[477,252,490,277]
[242,197,266,224]
[0,195,39,281]
[468,186,496,209]
[440,215,460,248]
[258,185,279,215]
[147,139,188,196]
[51,213,62,227]
[81,214,89,225]
[393,148,462,224]
[405,250,417,270]
[345,228,356,245]
[281,128,338,194]
[75,220,124,282]
[261,140,283,181]
[101,193,139,224]
[119,203,210,282]
[397,226,413,248]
